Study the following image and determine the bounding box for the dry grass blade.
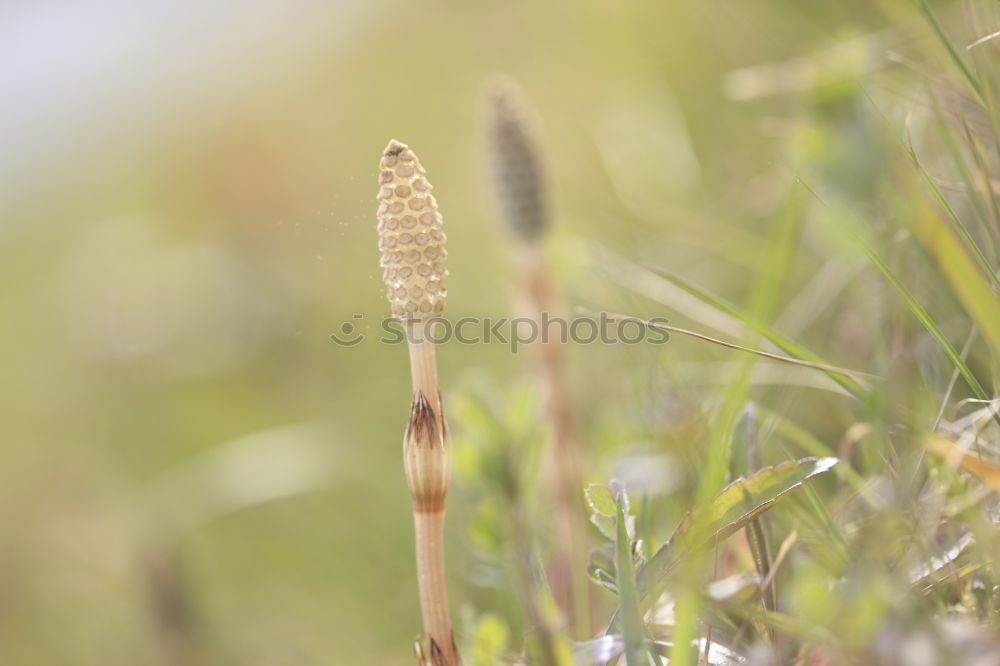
[967,30,1000,50]
[924,437,1000,490]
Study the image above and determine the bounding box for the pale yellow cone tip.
[376,141,448,319]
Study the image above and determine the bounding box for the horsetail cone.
[377,139,451,504]
[378,140,461,665]
[377,140,448,319]
[486,80,549,243]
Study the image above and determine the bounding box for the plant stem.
[413,511,458,664]
[405,333,461,665]
[518,247,589,635]
[409,335,441,411]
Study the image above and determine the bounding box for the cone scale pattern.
[377,140,448,319]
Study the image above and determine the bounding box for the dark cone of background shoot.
[486,78,550,243]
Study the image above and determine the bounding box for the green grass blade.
[960,121,1000,244]
[911,201,1000,358]
[645,267,866,397]
[968,43,1000,155]
[614,486,646,666]
[906,134,1000,293]
[734,407,776,612]
[700,190,802,504]
[863,89,1000,291]
[917,0,985,104]
[860,240,991,402]
[926,91,995,236]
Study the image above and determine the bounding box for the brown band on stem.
[404,390,449,514]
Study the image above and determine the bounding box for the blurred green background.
[1,1,997,664]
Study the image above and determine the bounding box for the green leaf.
[471,613,509,666]
[589,513,617,542]
[586,545,617,594]
[587,483,635,542]
[611,457,838,627]
[584,483,616,517]
[471,499,510,556]
[615,484,648,666]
